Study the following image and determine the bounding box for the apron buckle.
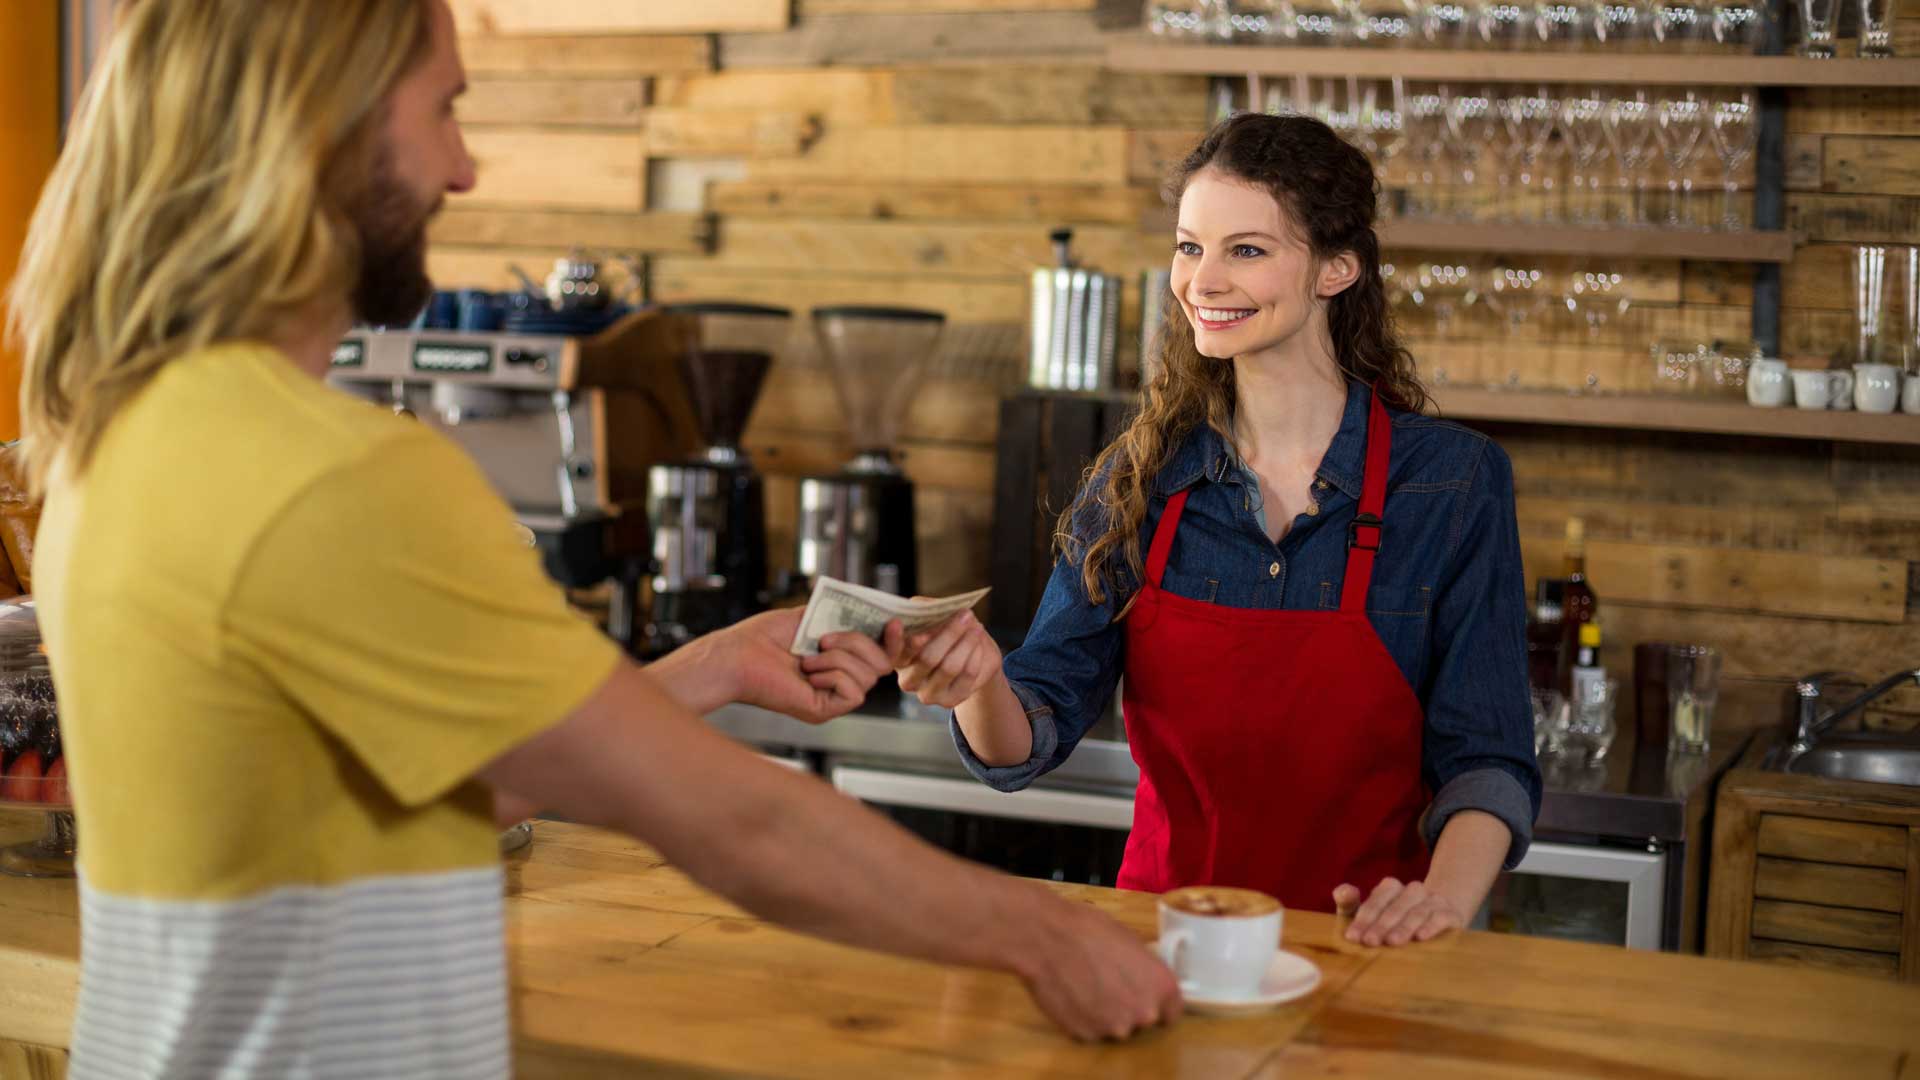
[1348,513,1382,553]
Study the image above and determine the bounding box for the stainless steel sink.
[1783,731,1920,787]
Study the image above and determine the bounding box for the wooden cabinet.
[1707,740,1920,981]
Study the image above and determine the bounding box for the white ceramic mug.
[1903,372,1920,415]
[1157,886,1282,999]
[1830,368,1856,410]
[1746,358,1790,408]
[1790,368,1846,410]
[1855,363,1901,413]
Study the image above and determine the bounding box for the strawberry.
[41,755,67,807]
[1,748,43,803]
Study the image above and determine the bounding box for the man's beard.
[347,144,438,328]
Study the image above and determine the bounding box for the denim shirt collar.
[1154,379,1373,500]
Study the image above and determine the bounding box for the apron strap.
[1145,489,1192,589]
[1339,387,1393,614]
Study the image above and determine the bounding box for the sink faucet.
[1790,668,1920,758]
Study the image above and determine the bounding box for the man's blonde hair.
[5,0,430,493]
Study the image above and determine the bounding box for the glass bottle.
[1557,517,1597,696]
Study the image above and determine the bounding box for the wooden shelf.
[1139,209,1797,262]
[1107,36,1920,87]
[1433,386,1920,444]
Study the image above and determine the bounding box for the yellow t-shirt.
[34,341,620,1079]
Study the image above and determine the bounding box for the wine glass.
[1604,87,1658,225]
[1484,264,1551,386]
[1535,0,1590,46]
[1709,0,1765,50]
[1232,0,1304,40]
[1651,0,1707,49]
[1501,86,1563,221]
[1798,0,1840,56]
[1421,0,1479,43]
[1405,83,1454,218]
[1859,0,1901,57]
[1445,87,1500,221]
[1653,87,1708,228]
[1706,88,1758,230]
[1413,260,1480,383]
[1561,86,1611,224]
[1344,0,1421,43]
[1592,0,1652,44]
[1477,0,1537,46]
[1358,78,1410,215]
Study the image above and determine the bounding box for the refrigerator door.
[1477,840,1667,950]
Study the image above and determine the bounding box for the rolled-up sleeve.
[951,517,1129,792]
[1419,440,1543,869]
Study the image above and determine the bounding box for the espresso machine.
[795,306,945,597]
[327,306,702,651]
[641,302,790,657]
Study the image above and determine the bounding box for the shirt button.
[1316,479,1329,490]
[1305,502,1320,517]
[1268,561,1280,578]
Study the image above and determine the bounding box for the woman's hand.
[1332,878,1466,947]
[895,608,1004,709]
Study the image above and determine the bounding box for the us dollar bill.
[788,576,991,656]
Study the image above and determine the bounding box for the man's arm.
[480,661,1182,1041]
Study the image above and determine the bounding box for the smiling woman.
[0,0,60,442]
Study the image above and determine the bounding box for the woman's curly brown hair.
[1058,112,1429,607]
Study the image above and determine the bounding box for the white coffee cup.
[1790,368,1846,410]
[1157,886,1282,999]
[1746,358,1790,408]
[1855,363,1901,413]
[1903,372,1920,415]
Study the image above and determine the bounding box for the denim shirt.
[953,380,1543,869]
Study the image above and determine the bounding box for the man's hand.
[1020,897,1184,1041]
[729,608,903,724]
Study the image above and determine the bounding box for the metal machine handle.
[829,766,1135,831]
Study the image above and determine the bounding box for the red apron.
[1116,389,1430,912]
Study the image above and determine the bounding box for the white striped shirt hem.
[69,867,511,1080]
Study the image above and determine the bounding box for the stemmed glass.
[1562,86,1612,224]
[1477,0,1536,46]
[1421,0,1479,43]
[1411,261,1478,384]
[1799,0,1840,56]
[1566,267,1634,358]
[1592,0,1652,45]
[1604,88,1658,226]
[1534,0,1590,47]
[1707,89,1759,230]
[1405,84,1454,219]
[1358,78,1410,217]
[1709,0,1765,50]
[1651,0,1707,49]
[1501,86,1562,221]
[1653,87,1708,228]
[1860,0,1901,57]
[1444,87,1500,222]
[1483,264,1550,386]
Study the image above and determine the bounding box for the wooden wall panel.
[0,0,59,442]
[451,0,789,35]
[458,129,646,210]
[431,5,1920,703]
[459,35,713,76]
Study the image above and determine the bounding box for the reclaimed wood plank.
[1907,828,1920,981]
[717,11,1108,67]
[429,209,712,254]
[1515,536,1907,624]
[458,129,646,211]
[460,78,645,127]
[698,219,1163,279]
[1707,787,1760,961]
[747,127,1131,187]
[450,0,788,35]
[799,0,1093,10]
[0,1040,65,1080]
[1823,135,1920,196]
[458,34,713,76]
[708,180,1159,225]
[650,261,1029,326]
[644,108,820,158]
[1601,604,1920,690]
[651,70,896,125]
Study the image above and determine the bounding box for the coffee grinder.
[795,306,945,597]
[642,302,790,655]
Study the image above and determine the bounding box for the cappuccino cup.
[1855,363,1901,413]
[1746,358,1789,408]
[1157,886,1282,999]
[1790,368,1845,410]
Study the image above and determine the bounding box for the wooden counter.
[4,808,1920,1079]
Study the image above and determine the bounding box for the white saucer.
[1152,941,1322,1017]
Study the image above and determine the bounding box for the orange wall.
[0,1,62,442]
